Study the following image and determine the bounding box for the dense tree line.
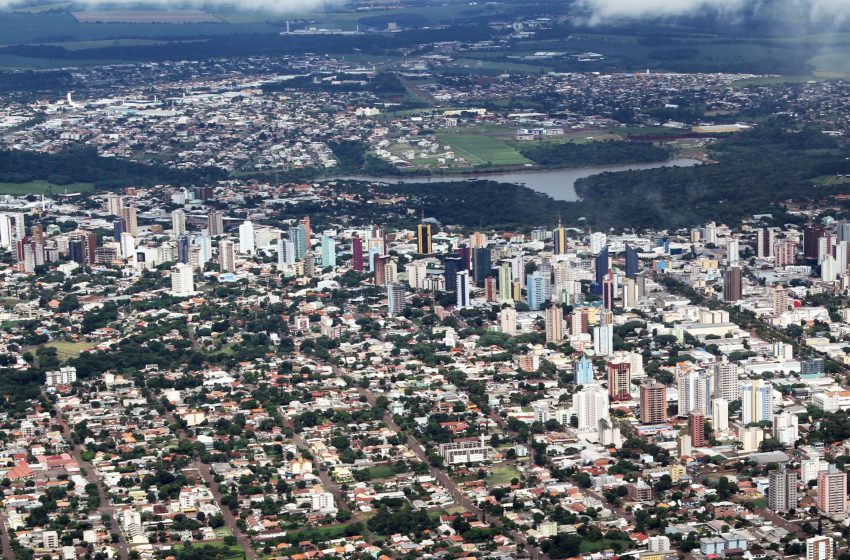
[519,140,670,167]
[0,147,224,189]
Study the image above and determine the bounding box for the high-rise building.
[589,232,607,255]
[277,238,296,267]
[775,240,797,267]
[289,225,307,259]
[575,357,594,385]
[387,283,406,317]
[321,232,336,268]
[602,271,614,310]
[498,261,513,303]
[573,384,609,432]
[472,247,492,284]
[756,228,775,258]
[768,466,797,513]
[772,286,788,316]
[121,206,138,237]
[417,223,432,255]
[741,379,774,424]
[817,466,847,517]
[484,277,497,302]
[207,210,224,236]
[712,397,729,432]
[218,240,236,272]
[727,237,740,266]
[104,193,124,216]
[723,266,742,302]
[807,536,834,560]
[714,358,740,401]
[805,226,826,262]
[170,263,195,296]
[172,209,186,236]
[593,245,609,290]
[773,411,799,446]
[639,380,667,424]
[374,255,390,287]
[177,235,190,264]
[444,257,464,293]
[625,244,639,278]
[352,234,364,272]
[678,369,713,417]
[408,261,427,290]
[593,321,614,357]
[607,360,631,401]
[299,216,312,249]
[456,270,471,309]
[688,411,705,447]
[553,221,567,255]
[238,220,255,254]
[544,305,564,343]
[527,270,549,311]
[500,306,517,336]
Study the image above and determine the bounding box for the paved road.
[0,511,16,560]
[53,405,130,560]
[161,409,258,560]
[354,386,550,560]
[285,423,351,514]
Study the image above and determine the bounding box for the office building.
[553,221,567,255]
[594,245,609,290]
[625,244,639,278]
[472,247,491,284]
[639,380,667,424]
[177,235,190,264]
[444,257,464,293]
[805,226,826,262]
[417,223,432,255]
[456,270,471,309]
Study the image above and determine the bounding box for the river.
[331,158,701,202]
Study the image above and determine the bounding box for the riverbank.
[329,157,702,202]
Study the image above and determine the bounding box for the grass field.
[488,464,521,486]
[579,538,632,553]
[436,132,531,167]
[29,340,97,360]
[0,181,94,195]
[358,465,396,480]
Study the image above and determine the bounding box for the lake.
[331,158,701,201]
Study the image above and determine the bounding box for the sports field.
[0,181,94,195]
[436,132,531,167]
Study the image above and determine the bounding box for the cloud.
[579,0,850,24]
[0,0,338,12]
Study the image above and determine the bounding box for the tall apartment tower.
[639,380,667,424]
[768,466,798,513]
